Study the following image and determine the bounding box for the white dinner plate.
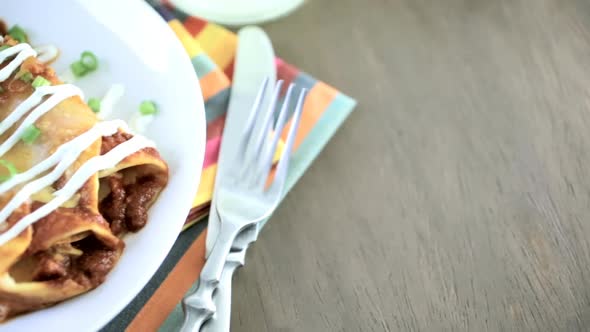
[1,0,205,330]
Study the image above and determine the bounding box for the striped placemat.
[101,2,356,331]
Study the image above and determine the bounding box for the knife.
[198,26,276,331]
[205,26,276,259]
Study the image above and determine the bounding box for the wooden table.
[231,0,590,330]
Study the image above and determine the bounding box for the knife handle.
[180,221,241,332]
[202,249,247,332]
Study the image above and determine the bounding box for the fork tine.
[241,80,283,181]
[254,83,295,189]
[242,77,269,139]
[234,77,270,165]
[249,80,283,158]
[269,88,307,193]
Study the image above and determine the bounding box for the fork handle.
[180,221,242,332]
[202,249,247,332]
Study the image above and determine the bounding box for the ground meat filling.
[99,175,161,236]
[125,177,161,232]
[100,174,127,235]
[101,131,133,155]
[0,20,7,36]
[99,131,163,235]
[32,252,70,281]
[30,237,118,288]
[74,248,118,286]
[52,174,68,191]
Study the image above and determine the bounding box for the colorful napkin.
[101,3,356,331]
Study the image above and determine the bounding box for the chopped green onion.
[139,100,158,115]
[7,25,28,43]
[88,98,101,113]
[32,76,50,88]
[70,61,88,77]
[80,51,98,70]
[0,159,18,183]
[0,87,4,93]
[21,124,41,144]
[18,71,33,83]
[0,45,10,52]
[70,51,99,78]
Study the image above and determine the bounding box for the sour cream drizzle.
[0,42,154,245]
[34,45,59,64]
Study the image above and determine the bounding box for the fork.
[180,80,307,332]
[200,225,255,332]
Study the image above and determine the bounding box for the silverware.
[180,78,307,332]
[199,26,276,332]
[201,226,253,332]
[203,86,303,331]
[205,26,276,259]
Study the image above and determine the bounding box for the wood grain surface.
[231,0,590,330]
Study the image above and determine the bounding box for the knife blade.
[205,26,276,258]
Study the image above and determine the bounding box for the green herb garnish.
[21,124,41,144]
[139,100,158,115]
